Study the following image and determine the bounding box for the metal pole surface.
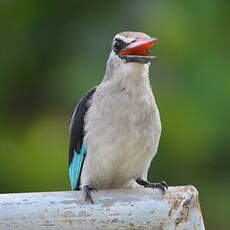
[0,186,205,230]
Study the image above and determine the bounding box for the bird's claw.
[136,178,168,195]
[82,185,97,204]
[152,181,168,195]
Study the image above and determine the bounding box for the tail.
[69,143,87,190]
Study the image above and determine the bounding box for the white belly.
[81,85,161,189]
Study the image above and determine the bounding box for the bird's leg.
[136,178,168,195]
[82,185,97,204]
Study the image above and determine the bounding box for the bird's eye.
[113,39,121,53]
[112,39,126,53]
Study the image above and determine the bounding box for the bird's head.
[112,31,157,64]
[105,31,157,81]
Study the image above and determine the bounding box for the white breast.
[81,63,161,189]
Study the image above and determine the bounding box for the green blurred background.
[0,0,229,229]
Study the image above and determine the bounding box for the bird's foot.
[136,178,168,195]
[82,185,97,204]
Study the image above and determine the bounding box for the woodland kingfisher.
[68,31,168,203]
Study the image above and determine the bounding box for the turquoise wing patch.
[69,143,87,190]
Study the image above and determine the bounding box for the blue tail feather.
[69,143,87,190]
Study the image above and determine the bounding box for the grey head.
[104,31,157,81]
[111,31,157,64]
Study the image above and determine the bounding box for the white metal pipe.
[0,185,205,230]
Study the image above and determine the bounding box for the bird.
[68,31,168,204]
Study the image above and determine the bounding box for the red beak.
[119,38,157,56]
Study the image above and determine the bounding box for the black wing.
[68,87,97,166]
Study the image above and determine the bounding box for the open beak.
[118,37,157,64]
[119,38,157,56]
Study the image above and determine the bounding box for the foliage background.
[0,0,229,229]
